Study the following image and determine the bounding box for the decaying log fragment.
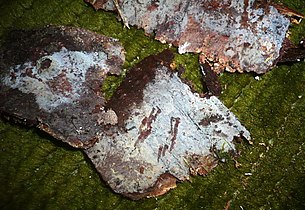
[85,0,295,74]
[85,50,251,199]
[0,26,125,148]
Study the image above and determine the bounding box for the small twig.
[224,200,231,210]
[112,0,130,29]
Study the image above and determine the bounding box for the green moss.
[1,0,305,209]
[174,52,204,93]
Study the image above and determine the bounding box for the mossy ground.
[0,0,305,209]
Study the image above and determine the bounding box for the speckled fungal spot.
[85,0,292,73]
[85,50,251,200]
[0,26,125,148]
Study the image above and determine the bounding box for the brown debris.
[271,2,305,24]
[278,38,305,63]
[200,62,222,96]
[123,173,177,200]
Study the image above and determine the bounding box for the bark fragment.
[85,0,292,73]
[85,50,251,199]
[0,26,125,148]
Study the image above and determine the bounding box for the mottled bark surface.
[0,26,125,148]
[85,50,250,199]
[85,0,290,73]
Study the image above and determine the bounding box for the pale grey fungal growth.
[0,26,125,148]
[86,0,290,73]
[3,47,110,112]
[85,50,251,199]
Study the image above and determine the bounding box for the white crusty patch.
[3,47,110,112]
